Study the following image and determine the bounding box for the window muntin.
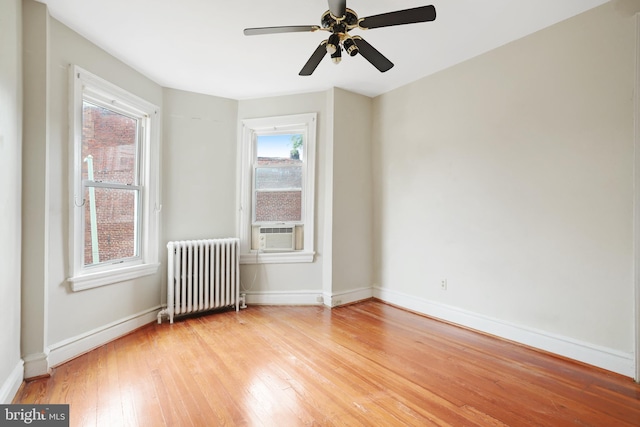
[254,167,302,189]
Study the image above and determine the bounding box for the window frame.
[238,113,317,264]
[67,65,161,291]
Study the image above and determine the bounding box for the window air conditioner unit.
[258,225,296,251]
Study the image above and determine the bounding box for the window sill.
[240,251,315,264]
[68,262,160,292]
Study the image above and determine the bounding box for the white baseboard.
[34,288,632,378]
[47,306,161,368]
[23,351,50,379]
[244,287,374,307]
[0,360,24,404]
[326,287,374,307]
[245,290,323,305]
[374,286,635,378]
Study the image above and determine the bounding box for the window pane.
[256,134,303,165]
[84,187,138,266]
[82,101,138,185]
[255,166,302,190]
[255,191,302,222]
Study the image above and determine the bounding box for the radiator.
[159,238,243,324]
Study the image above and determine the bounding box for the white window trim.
[67,65,161,291]
[238,113,317,264]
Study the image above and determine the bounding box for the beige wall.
[162,88,238,243]
[330,88,373,297]
[0,0,23,403]
[21,0,49,378]
[372,1,635,358]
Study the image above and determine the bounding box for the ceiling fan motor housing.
[322,8,359,59]
[321,8,359,30]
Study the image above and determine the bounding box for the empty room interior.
[3,0,640,425]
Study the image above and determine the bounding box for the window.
[238,114,317,263]
[254,134,303,223]
[67,66,160,291]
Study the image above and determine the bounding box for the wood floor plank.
[325,305,545,425]
[256,308,480,426]
[12,300,640,426]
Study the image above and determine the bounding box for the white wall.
[372,2,636,375]
[21,0,165,377]
[0,0,24,403]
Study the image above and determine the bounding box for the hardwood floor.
[13,300,640,426]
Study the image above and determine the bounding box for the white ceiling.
[38,0,610,100]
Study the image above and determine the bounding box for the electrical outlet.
[440,279,447,290]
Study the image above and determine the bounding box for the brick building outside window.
[81,102,139,265]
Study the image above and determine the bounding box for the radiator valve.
[240,293,247,309]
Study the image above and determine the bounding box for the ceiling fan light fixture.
[326,33,340,54]
[331,47,342,64]
[343,38,358,56]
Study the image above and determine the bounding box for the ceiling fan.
[244,0,436,76]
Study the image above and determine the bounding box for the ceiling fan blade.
[327,0,347,18]
[352,37,393,72]
[299,42,328,76]
[244,25,318,36]
[359,5,436,30]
